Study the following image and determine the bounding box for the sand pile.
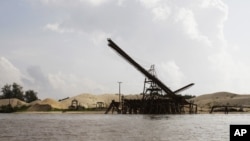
[59,93,120,109]
[27,104,52,111]
[123,94,142,99]
[2,92,249,112]
[0,98,28,107]
[27,98,63,111]
[40,98,62,109]
[29,99,42,106]
[191,92,250,111]
[26,93,122,111]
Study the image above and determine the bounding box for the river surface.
[0,113,249,141]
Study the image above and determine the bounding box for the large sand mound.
[29,99,42,105]
[59,93,120,109]
[123,94,142,99]
[40,98,62,109]
[27,98,63,111]
[0,98,28,107]
[59,93,142,109]
[191,92,250,112]
[26,93,121,111]
[2,92,249,112]
[27,104,52,111]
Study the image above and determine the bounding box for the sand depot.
[104,39,197,114]
[2,39,250,114]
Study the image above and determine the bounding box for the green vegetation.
[181,94,196,99]
[24,90,38,103]
[0,83,39,103]
[0,83,38,113]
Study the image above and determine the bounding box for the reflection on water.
[143,115,170,120]
[0,113,250,141]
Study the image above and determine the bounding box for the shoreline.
[14,110,106,114]
[11,110,250,114]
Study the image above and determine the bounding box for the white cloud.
[90,30,111,46]
[138,0,211,45]
[197,0,228,45]
[117,0,125,6]
[138,0,161,9]
[48,72,69,91]
[159,61,185,89]
[175,8,210,45]
[84,0,109,6]
[44,23,74,33]
[208,49,250,92]
[152,6,171,21]
[139,0,170,21]
[0,57,52,99]
[48,72,109,96]
[0,57,23,87]
[201,0,228,14]
[3,0,250,98]
[38,0,114,7]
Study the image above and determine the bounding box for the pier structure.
[210,105,250,114]
[105,39,197,114]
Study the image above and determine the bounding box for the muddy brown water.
[0,113,249,141]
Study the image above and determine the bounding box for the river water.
[0,113,249,141]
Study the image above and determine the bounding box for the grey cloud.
[0,57,23,87]
[24,66,54,99]
[1,0,249,99]
[26,66,48,84]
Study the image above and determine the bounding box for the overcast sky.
[1,0,250,99]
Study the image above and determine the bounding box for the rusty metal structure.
[106,39,197,114]
[209,105,250,114]
[68,99,79,110]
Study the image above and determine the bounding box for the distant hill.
[190,92,250,112]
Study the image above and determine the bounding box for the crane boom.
[107,39,187,101]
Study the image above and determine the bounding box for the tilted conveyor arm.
[107,38,180,100]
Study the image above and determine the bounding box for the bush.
[1,83,39,102]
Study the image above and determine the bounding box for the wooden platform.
[105,98,197,114]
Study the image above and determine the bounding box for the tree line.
[0,83,39,103]
[181,94,196,99]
